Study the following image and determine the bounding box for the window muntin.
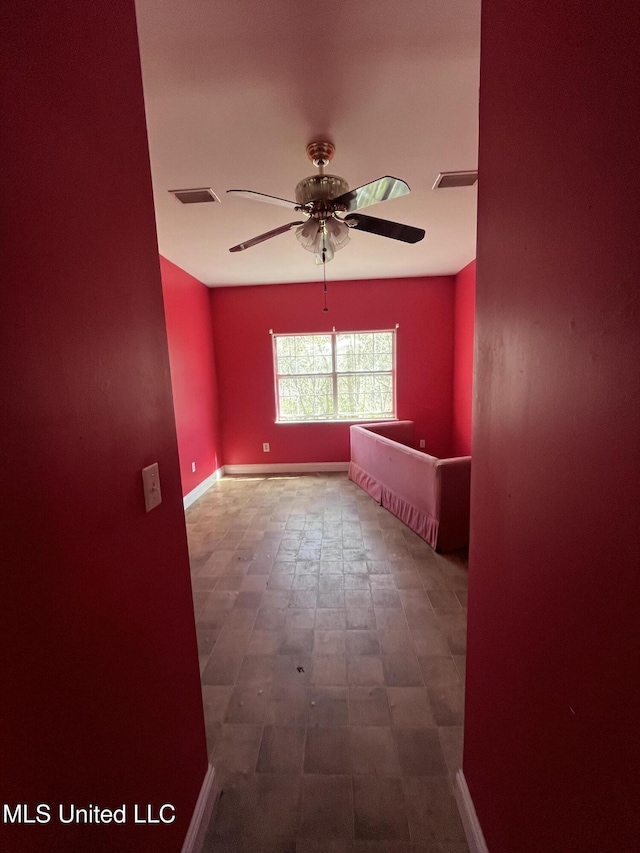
[273,330,396,422]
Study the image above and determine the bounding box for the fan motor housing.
[295,174,349,206]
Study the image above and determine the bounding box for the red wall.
[452,260,475,456]
[465,1,640,851]
[161,256,223,495]
[0,3,207,851]
[210,276,455,464]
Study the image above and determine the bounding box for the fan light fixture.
[295,217,350,264]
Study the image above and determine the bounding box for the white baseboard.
[183,467,225,509]
[180,763,219,853]
[224,462,349,475]
[455,770,489,853]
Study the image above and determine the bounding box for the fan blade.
[345,213,425,244]
[227,189,300,210]
[229,221,304,252]
[333,176,410,213]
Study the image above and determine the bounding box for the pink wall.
[210,276,455,464]
[452,260,475,456]
[161,256,223,495]
[0,3,207,851]
[465,1,640,851]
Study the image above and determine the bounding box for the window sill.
[275,418,399,425]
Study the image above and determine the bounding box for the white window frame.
[271,328,398,424]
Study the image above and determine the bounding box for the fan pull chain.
[322,262,329,312]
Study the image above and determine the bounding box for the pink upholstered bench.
[349,421,471,552]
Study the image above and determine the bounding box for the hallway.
[187,473,469,852]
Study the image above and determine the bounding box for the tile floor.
[186,473,469,853]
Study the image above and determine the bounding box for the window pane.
[336,332,390,373]
[337,373,393,418]
[276,335,332,375]
[278,375,333,420]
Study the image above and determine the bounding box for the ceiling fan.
[227,141,425,265]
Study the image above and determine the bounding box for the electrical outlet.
[141,463,162,512]
[419,439,426,448]
[191,462,196,473]
[263,442,270,452]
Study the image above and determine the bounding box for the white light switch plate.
[142,463,162,512]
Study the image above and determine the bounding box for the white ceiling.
[135,0,480,287]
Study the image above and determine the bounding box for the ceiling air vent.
[433,171,478,189]
[169,187,221,204]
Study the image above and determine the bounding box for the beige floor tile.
[345,574,370,590]
[382,653,423,687]
[352,777,409,841]
[265,683,309,727]
[212,724,262,775]
[297,841,354,853]
[318,590,346,609]
[304,727,352,774]
[346,607,377,630]
[419,656,460,687]
[286,608,316,630]
[433,613,468,655]
[410,624,451,656]
[299,775,353,840]
[371,589,403,608]
[255,608,287,630]
[387,687,434,728]
[197,625,221,656]
[201,651,244,686]
[213,576,243,592]
[454,589,468,608]
[346,630,380,656]
[237,655,275,686]
[290,590,318,609]
[374,608,408,632]
[267,574,294,591]
[348,687,391,726]
[438,726,464,776]
[308,686,349,727]
[244,773,301,842]
[292,574,319,591]
[247,629,284,656]
[207,772,255,844]
[314,630,346,656]
[369,575,396,589]
[260,590,291,610]
[202,685,234,727]
[393,727,448,776]
[350,726,400,775]
[311,655,347,686]
[377,629,414,656]
[281,628,314,655]
[347,655,385,686]
[402,777,467,845]
[426,590,461,610]
[236,591,264,609]
[452,655,466,682]
[316,609,347,630]
[256,726,305,773]
[345,590,374,608]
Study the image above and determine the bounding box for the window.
[272,330,396,422]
